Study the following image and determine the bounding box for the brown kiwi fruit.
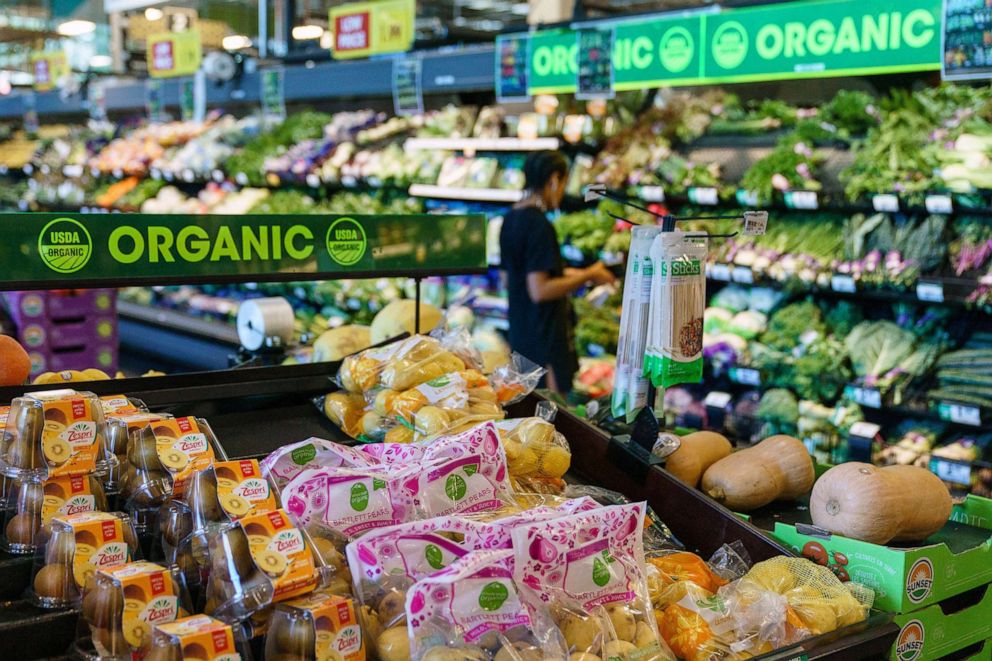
[6,510,40,545]
[88,477,108,510]
[19,481,45,512]
[144,643,181,661]
[189,473,223,523]
[122,583,146,602]
[214,465,238,485]
[161,506,193,548]
[91,625,127,656]
[33,562,72,600]
[127,430,163,470]
[6,436,41,470]
[76,529,98,548]
[83,582,123,627]
[182,642,209,660]
[242,522,268,538]
[220,528,256,578]
[121,519,138,551]
[45,529,76,563]
[44,408,67,426]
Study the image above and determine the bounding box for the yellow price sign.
[147,30,202,78]
[31,52,68,91]
[329,0,414,59]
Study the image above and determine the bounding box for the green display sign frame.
[0,213,487,290]
[527,0,942,94]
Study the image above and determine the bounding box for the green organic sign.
[527,0,940,93]
[0,213,487,288]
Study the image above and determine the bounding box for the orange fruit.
[0,336,31,386]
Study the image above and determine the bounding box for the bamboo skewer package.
[612,225,664,422]
[644,230,708,389]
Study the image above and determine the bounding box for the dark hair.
[523,151,569,192]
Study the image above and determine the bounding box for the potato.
[374,389,399,416]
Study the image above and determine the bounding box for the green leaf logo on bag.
[445,474,467,501]
[478,581,509,611]
[426,375,451,388]
[372,478,386,490]
[290,444,316,465]
[425,543,445,570]
[463,464,478,477]
[350,482,369,511]
[592,556,611,586]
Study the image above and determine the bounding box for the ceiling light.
[292,24,324,40]
[222,34,252,50]
[89,54,112,68]
[144,7,163,21]
[57,19,96,37]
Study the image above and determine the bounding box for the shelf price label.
[729,367,761,386]
[736,189,760,207]
[638,185,665,202]
[916,281,944,303]
[743,211,768,236]
[830,274,856,293]
[784,190,818,210]
[708,263,731,281]
[845,385,881,409]
[704,391,733,409]
[731,266,754,284]
[925,194,954,214]
[937,402,982,426]
[929,457,973,487]
[872,194,900,213]
[688,187,719,206]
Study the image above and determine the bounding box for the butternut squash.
[665,431,733,487]
[701,435,814,511]
[810,463,952,544]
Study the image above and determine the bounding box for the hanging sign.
[260,68,286,122]
[31,52,68,92]
[329,0,415,60]
[528,0,941,93]
[941,0,992,80]
[392,57,423,116]
[147,30,203,78]
[576,27,616,99]
[495,33,531,102]
[0,213,487,289]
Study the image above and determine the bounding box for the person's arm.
[527,262,615,303]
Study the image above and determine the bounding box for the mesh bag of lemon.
[493,417,572,492]
[647,551,874,661]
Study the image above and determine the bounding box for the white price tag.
[708,264,731,281]
[688,187,719,205]
[917,282,944,303]
[831,274,856,293]
[181,168,195,183]
[306,173,321,188]
[704,391,733,409]
[930,458,972,486]
[731,266,754,284]
[212,170,225,183]
[743,211,768,236]
[925,194,953,214]
[940,402,982,426]
[730,367,761,386]
[639,186,665,202]
[849,422,880,439]
[786,190,818,210]
[872,194,900,213]
[736,189,760,206]
[235,172,249,186]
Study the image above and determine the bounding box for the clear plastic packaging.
[0,390,115,481]
[408,548,568,661]
[121,416,226,536]
[489,352,546,405]
[28,510,140,609]
[203,509,321,623]
[512,502,674,660]
[74,561,193,660]
[147,614,253,661]
[2,473,108,554]
[98,395,149,418]
[494,417,571,491]
[264,592,365,660]
[280,464,415,531]
[338,335,467,395]
[105,412,173,497]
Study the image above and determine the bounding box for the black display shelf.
[117,300,240,373]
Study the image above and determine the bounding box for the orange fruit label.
[283,592,365,661]
[154,615,239,660]
[41,396,100,477]
[152,417,216,495]
[56,511,129,588]
[99,395,141,417]
[240,509,317,602]
[101,561,181,651]
[41,474,97,525]
[215,460,277,520]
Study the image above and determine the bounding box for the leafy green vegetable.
[844,320,916,379]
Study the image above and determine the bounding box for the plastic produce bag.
[407,549,568,660]
[261,437,374,498]
[488,352,546,405]
[338,335,467,394]
[512,502,674,660]
[147,614,252,661]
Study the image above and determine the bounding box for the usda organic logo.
[660,26,695,73]
[906,558,934,604]
[326,217,367,266]
[712,21,749,69]
[38,217,92,273]
[896,620,925,661]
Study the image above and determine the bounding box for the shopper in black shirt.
[499,152,616,393]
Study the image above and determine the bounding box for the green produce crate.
[890,583,992,661]
[958,639,992,661]
[771,495,992,613]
